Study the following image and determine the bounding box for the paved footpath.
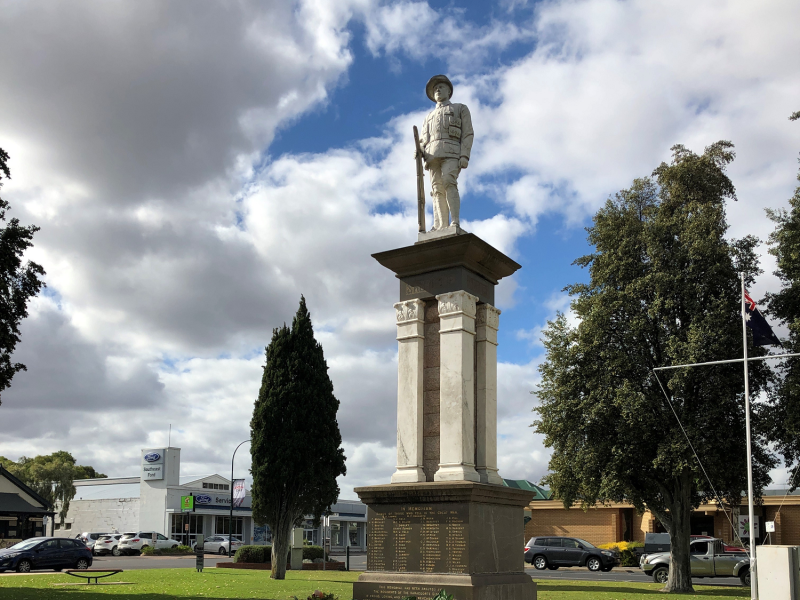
[524,565,744,587]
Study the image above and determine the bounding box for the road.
[2,553,745,587]
[523,565,744,587]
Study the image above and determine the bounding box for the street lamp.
[229,439,251,558]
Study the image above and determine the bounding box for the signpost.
[195,535,205,572]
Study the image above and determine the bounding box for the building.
[524,484,800,547]
[53,447,366,550]
[0,465,54,542]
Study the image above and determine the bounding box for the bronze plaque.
[367,503,469,573]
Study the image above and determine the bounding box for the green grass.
[0,570,749,600]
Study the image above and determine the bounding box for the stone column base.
[353,572,536,600]
[434,463,480,482]
[477,467,504,485]
[391,466,427,483]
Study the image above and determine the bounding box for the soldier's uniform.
[419,78,474,230]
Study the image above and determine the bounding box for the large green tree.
[764,111,800,484]
[0,451,107,522]
[250,296,346,579]
[0,148,45,405]
[534,142,775,592]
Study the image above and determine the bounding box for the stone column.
[435,291,480,482]
[391,299,426,483]
[476,303,503,484]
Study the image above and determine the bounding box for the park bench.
[64,568,123,584]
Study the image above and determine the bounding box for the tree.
[0,451,106,522]
[0,147,45,406]
[250,296,347,579]
[534,142,775,593]
[764,111,800,485]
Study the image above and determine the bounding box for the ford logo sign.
[143,452,161,463]
[195,495,212,504]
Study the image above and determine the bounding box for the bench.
[64,569,123,584]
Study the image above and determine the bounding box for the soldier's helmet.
[426,75,453,102]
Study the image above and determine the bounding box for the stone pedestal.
[368,232,531,600]
[353,482,536,600]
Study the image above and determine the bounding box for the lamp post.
[229,439,251,558]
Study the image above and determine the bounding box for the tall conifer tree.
[250,296,346,579]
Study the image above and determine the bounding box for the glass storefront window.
[171,514,203,547]
[215,516,243,538]
[330,521,343,547]
[349,522,358,546]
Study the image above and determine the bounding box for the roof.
[0,466,52,509]
[73,483,140,501]
[503,479,551,500]
[0,492,52,515]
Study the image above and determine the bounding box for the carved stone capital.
[394,299,425,323]
[436,291,477,319]
[476,304,500,330]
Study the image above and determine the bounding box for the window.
[546,539,563,547]
[691,542,709,555]
[349,522,359,546]
[171,514,203,546]
[215,516,243,536]
[64,523,72,530]
[533,538,546,546]
[157,534,167,540]
[562,539,579,548]
[54,523,61,530]
[330,522,343,546]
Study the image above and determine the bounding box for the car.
[93,534,123,556]
[76,532,109,552]
[0,537,93,573]
[524,536,619,572]
[117,531,180,555]
[192,535,244,555]
[640,537,750,585]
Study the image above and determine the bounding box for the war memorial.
[353,75,537,600]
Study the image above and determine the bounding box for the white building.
[53,447,366,551]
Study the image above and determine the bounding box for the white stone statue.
[415,75,474,232]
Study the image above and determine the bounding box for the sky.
[0,0,799,500]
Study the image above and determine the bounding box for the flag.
[744,290,782,347]
[232,479,246,508]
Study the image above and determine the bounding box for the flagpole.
[741,273,758,600]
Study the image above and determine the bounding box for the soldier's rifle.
[413,125,425,233]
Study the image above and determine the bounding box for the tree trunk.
[270,517,292,580]
[663,474,694,593]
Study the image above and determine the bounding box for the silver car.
[192,535,244,555]
[93,534,123,556]
[76,532,108,552]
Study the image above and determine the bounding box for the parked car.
[0,537,93,573]
[118,532,180,555]
[640,538,750,585]
[524,536,619,572]
[643,532,745,558]
[192,535,244,555]
[76,532,108,552]
[93,534,123,556]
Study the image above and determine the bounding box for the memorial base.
[353,482,536,600]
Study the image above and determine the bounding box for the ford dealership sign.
[143,452,161,463]
[195,495,213,505]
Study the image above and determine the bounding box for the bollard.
[346,546,350,571]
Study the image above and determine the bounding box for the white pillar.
[391,299,426,483]
[476,304,503,484]
[435,291,480,482]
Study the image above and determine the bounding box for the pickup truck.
[640,538,750,585]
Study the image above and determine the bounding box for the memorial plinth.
[353,482,536,600]
[355,232,536,600]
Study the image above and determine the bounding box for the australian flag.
[744,290,782,347]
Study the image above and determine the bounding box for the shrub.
[598,541,644,566]
[303,545,325,561]
[234,545,271,563]
[140,545,154,556]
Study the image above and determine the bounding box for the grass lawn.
[0,570,749,600]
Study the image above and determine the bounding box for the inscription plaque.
[367,504,469,573]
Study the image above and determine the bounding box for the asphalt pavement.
[523,565,745,587]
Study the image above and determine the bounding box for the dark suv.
[525,536,619,572]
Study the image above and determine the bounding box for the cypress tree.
[250,296,347,579]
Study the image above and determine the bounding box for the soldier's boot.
[446,186,460,228]
[432,190,448,230]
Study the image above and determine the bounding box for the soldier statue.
[415,75,474,231]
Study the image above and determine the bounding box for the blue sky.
[0,0,798,497]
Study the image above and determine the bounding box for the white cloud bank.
[0,0,798,498]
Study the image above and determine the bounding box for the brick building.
[521,483,800,547]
